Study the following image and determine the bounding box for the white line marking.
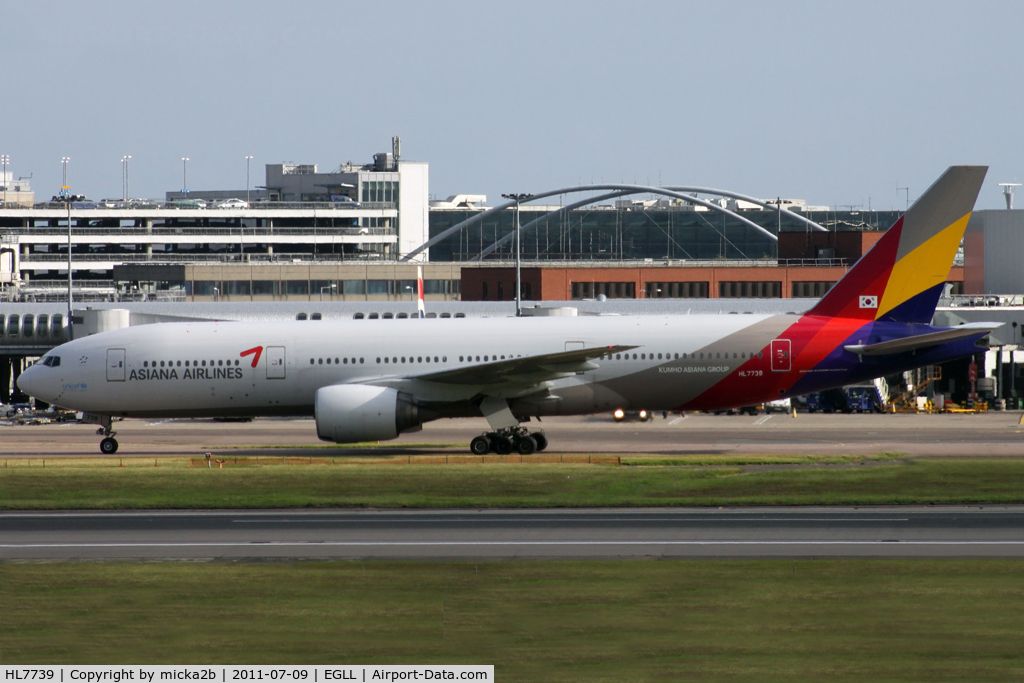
[753,414,774,426]
[2,540,1023,548]
[668,417,683,426]
[230,517,913,524]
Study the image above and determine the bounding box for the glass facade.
[428,208,901,262]
[361,181,399,204]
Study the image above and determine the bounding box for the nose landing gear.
[94,415,118,454]
[469,426,547,456]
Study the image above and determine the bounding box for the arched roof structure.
[402,183,827,262]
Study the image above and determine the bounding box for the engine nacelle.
[315,385,421,443]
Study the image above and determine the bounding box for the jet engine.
[315,385,421,443]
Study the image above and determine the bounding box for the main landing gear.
[470,426,548,456]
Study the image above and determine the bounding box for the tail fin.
[807,165,987,323]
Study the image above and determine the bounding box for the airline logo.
[240,346,264,367]
[859,295,878,309]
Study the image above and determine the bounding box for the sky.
[2,0,1022,210]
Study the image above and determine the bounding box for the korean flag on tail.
[859,295,878,309]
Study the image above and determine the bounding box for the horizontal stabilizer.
[844,323,1000,356]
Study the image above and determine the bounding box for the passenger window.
[368,313,379,320]
[353,312,365,320]
[311,313,322,321]
[296,313,308,321]
[397,312,408,319]
[383,313,394,319]
[440,313,451,319]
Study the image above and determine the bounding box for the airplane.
[17,166,999,456]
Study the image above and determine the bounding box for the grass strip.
[2,456,1024,508]
[1,560,1022,681]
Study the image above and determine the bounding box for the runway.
[3,508,1023,560]
[2,411,1024,458]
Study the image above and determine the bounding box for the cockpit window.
[37,356,61,367]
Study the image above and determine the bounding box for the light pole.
[245,156,253,204]
[61,157,72,337]
[61,157,70,197]
[501,192,533,316]
[121,155,131,201]
[320,283,336,301]
[1,154,8,206]
[404,285,414,302]
[181,157,189,194]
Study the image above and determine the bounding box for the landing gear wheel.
[515,435,537,455]
[533,432,548,452]
[469,435,491,455]
[100,437,119,454]
[492,435,514,455]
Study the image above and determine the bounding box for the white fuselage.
[18,314,789,419]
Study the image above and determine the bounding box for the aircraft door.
[266,346,286,379]
[770,339,791,372]
[106,348,126,381]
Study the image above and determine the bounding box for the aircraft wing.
[366,344,637,400]
[843,323,1000,356]
[411,344,637,385]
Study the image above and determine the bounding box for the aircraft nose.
[16,365,41,398]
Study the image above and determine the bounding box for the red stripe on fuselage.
[681,314,869,411]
